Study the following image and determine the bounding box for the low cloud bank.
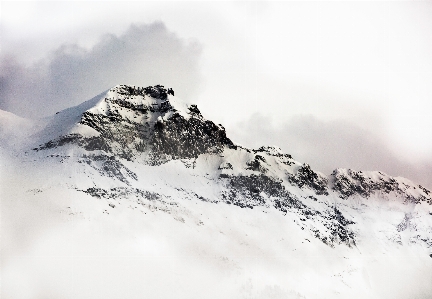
[229,114,432,189]
[0,22,202,118]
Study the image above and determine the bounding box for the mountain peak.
[34,84,234,164]
[86,84,189,122]
[29,84,431,205]
[4,84,432,299]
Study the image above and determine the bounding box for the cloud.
[0,22,202,118]
[228,114,432,189]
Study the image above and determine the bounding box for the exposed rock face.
[36,85,235,164]
[150,105,235,163]
[288,164,329,195]
[78,154,137,185]
[253,146,293,161]
[330,168,431,204]
[31,84,432,248]
[246,155,268,173]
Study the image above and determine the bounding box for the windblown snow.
[1,85,432,299]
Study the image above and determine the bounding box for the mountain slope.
[1,85,432,299]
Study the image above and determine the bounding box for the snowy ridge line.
[28,84,432,206]
[3,84,432,298]
[5,84,431,249]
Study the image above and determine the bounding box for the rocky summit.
[29,84,432,247]
[2,84,432,299]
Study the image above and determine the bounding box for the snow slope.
[0,109,34,151]
[1,85,432,299]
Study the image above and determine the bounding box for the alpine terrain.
[1,85,432,299]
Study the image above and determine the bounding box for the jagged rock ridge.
[36,85,235,164]
[31,84,432,248]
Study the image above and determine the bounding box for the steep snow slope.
[1,85,432,299]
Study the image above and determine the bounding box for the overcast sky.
[1,1,431,188]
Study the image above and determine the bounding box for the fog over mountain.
[1,2,432,298]
[1,84,432,298]
[1,1,431,190]
[0,23,202,119]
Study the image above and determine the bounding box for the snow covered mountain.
[2,85,432,299]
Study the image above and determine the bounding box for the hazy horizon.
[1,1,431,188]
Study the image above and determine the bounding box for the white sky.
[1,1,432,183]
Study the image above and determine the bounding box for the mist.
[0,22,202,119]
[229,113,432,190]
